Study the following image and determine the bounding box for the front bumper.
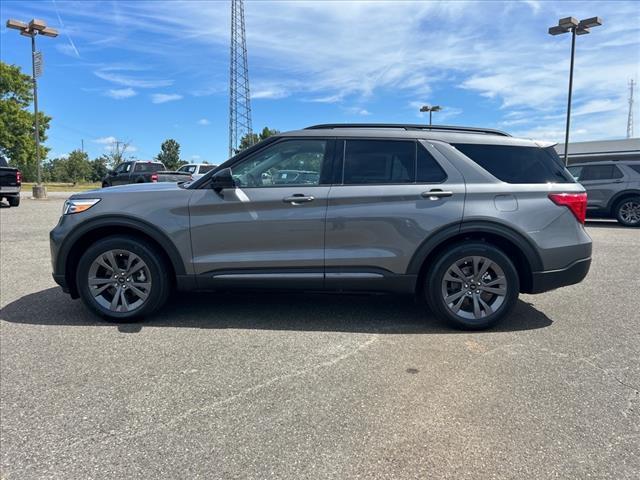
[529,257,591,294]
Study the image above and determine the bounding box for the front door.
[189,138,334,289]
[112,162,133,185]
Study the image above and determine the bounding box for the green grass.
[22,182,100,192]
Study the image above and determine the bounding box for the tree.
[105,140,132,167]
[89,155,110,182]
[64,150,91,185]
[0,61,51,181]
[156,139,183,170]
[236,126,280,154]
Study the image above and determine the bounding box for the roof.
[282,124,540,147]
[555,138,640,163]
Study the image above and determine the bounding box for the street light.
[420,105,442,126]
[548,16,602,165]
[6,18,58,199]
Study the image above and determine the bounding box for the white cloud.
[197,118,210,125]
[150,93,183,104]
[253,87,289,99]
[94,68,173,88]
[105,88,137,99]
[93,136,117,145]
[344,107,372,116]
[191,155,201,160]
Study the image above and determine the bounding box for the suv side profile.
[50,124,592,329]
[567,161,640,227]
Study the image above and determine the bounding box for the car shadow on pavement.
[585,219,624,228]
[1,287,553,334]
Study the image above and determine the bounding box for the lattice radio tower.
[628,79,635,139]
[229,0,253,157]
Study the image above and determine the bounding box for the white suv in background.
[177,163,218,181]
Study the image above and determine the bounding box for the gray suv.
[567,161,640,227]
[50,124,592,329]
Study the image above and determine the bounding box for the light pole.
[548,16,602,165]
[420,105,442,126]
[6,19,58,199]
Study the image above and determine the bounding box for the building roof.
[555,138,640,163]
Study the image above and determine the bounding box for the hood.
[72,181,184,198]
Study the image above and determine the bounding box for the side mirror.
[211,167,235,193]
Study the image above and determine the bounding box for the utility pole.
[81,139,84,153]
[628,79,635,139]
[6,18,58,199]
[229,0,253,157]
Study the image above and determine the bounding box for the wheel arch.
[58,216,185,298]
[409,220,543,295]
[607,189,640,215]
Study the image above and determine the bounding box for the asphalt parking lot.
[1,196,638,479]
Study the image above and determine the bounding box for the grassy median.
[21,182,101,192]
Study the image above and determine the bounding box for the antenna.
[229,0,253,157]
[628,79,635,139]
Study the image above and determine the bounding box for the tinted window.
[343,140,415,184]
[233,139,326,187]
[134,162,163,173]
[580,165,623,181]
[629,164,640,175]
[567,166,583,180]
[453,143,574,183]
[199,165,216,174]
[115,162,131,173]
[0,157,8,168]
[417,144,447,183]
[179,165,197,174]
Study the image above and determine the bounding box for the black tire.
[102,182,110,188]
[8,196,20,207]
[76,235,170,322]
[425,242,519,330]
[614,196,640,227]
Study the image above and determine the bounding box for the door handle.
[283,194,315,204]
[613,179,624,183]
[421,189,453,200]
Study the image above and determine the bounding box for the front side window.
[178,165,197,174]
[232,139,326,187]
[115,162,131,174]
[453,143,574,184]
[343,140,415,184]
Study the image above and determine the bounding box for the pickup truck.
[0,157,21,207]
[101,161,191,187]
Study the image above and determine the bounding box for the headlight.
[63,198,101,215]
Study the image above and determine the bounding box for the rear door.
[574,164,625,210]
[189,138,334,288]
[325,138,465,285]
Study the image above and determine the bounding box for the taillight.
[549,192,587,224]
[16,171,22,185]
[151,173,158,183]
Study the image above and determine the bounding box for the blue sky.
[1,0,639,164]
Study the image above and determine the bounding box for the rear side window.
[629,164,640,175]
[580,165,623,181]
[343,140,415,184]
[199,165,215,174]
[417,144,447,183]
[453,143,574,183]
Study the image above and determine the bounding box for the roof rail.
[304,123,511,137]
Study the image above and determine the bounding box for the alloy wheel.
[87,249,152,313]
[441,256,507,320]
[619,200,640,225]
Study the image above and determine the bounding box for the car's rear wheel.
[101,182,110,188]
[425,242,519,329]
[8,196,19,207]
[615,196,640,227]
[76,235,170,321]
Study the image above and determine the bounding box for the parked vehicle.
[567,160,640,227]
[51,124,592,329]
[176,163,217,181]
[101,161,190,187]
[0,156,21,207]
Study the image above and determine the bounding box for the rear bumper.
[529,257,591,294]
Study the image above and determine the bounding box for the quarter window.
[343,140,415,184]
[232,139,326,187]
[417,144,447,183]
[453,143,574,184]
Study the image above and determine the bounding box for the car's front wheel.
[76,235,170,321]
[615,196,640,227]
[425,242,519,329]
